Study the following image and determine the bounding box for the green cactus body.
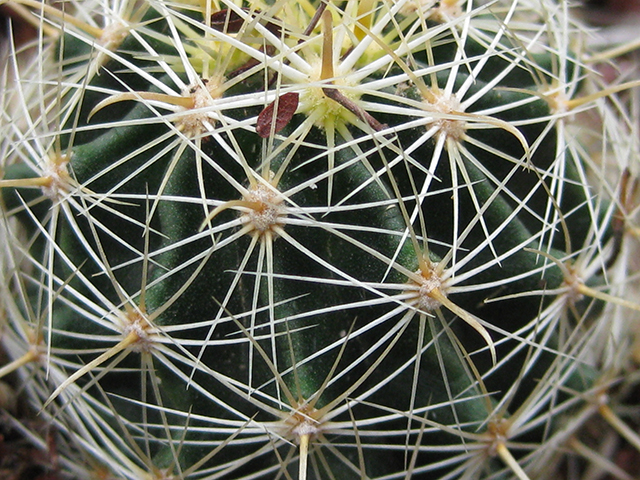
[1,1,635,479]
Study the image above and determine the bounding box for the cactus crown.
[1,0,640,479]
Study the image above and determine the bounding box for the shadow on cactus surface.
[2,0,640,478]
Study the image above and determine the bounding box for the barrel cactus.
[1,0,640,478]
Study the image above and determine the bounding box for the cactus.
[1,0,640,478]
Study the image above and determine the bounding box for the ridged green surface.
[1,1,629,479]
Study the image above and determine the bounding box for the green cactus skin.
[1,1,633,479]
